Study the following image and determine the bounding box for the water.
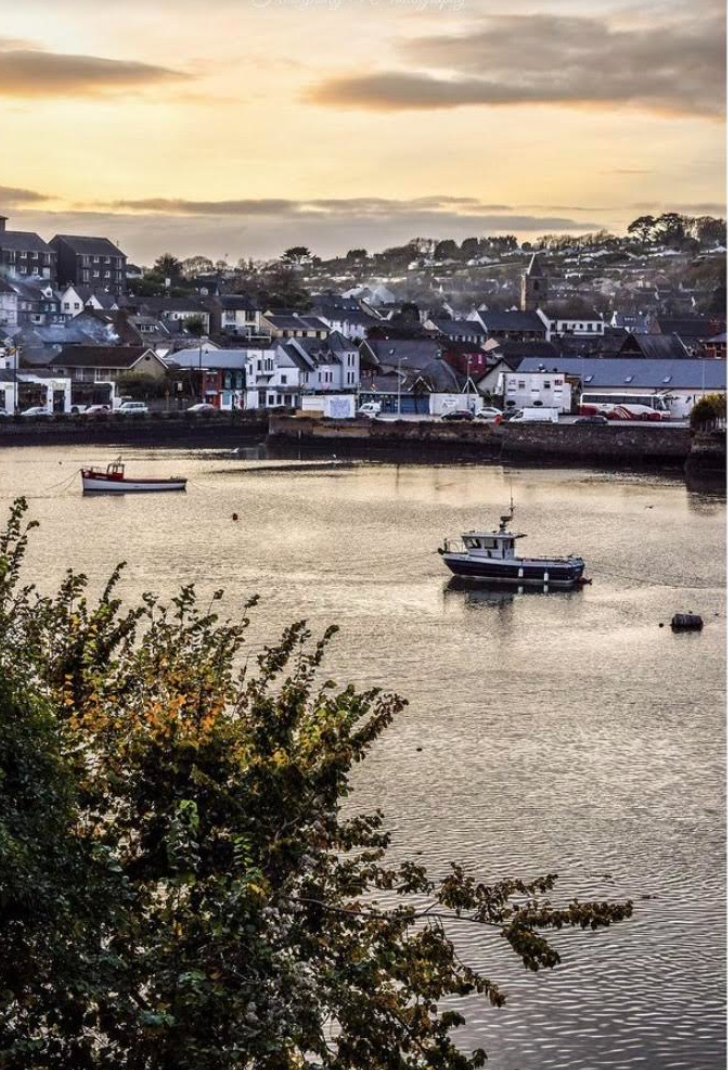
[2,445,725,1069]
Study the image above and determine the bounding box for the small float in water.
[81,459,187,494]
[438,501,588,590]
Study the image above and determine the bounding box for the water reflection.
[0,446,724,1070]
[442,576,584,609]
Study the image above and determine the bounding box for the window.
[92,271,99,278]
[517,380,526,389]
[280,374,287,385]
[544,381,551,388]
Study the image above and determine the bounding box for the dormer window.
[624,375,634,383]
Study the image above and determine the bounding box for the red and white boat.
[81,460,187,494]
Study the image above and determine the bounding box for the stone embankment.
[0,412,268,447]
[269,415,692,466]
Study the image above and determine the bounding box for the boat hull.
[440,553,585,588]
[82,474,187,494]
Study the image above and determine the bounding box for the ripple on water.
[3,448,725,1070]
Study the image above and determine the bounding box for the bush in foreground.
[0,499,632,1069]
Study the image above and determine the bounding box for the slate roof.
[619,333,690,360]
[264,314,329,332]
[140,297,211,314]
[168,348,251,371]
[0,231,52,253]
[362,339,441,370]
[490,340,562,361]
[52,235,125,257]
[218,295,258,311]
[478,311,546,333]
[515,357,726,391]
[653,316,725,340]
[49,345,156,369]
[429,318,487,340]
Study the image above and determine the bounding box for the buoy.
[232,513,238,521]
[658,622,664,628]
[670,613,703,631]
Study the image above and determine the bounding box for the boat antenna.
[499,485,515,533]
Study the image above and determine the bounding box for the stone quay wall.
[268,415,693,466]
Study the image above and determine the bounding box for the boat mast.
[499,488,515,533]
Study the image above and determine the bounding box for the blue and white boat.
[438,504,587,589]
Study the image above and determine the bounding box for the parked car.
[20,406,52,418]
[116,401,149,416]
[84,404,111,418]
[441,409,474,422]
[576,414,610,425]
[358,402,382,418]
[474,406,503,421]
[187,402,218,414]
[70,404,87,415]
[0,409,11,419]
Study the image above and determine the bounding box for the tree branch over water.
[0,497,633,1069]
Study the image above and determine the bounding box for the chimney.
[0,216,7,233]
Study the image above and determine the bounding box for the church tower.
[521,252,547,312]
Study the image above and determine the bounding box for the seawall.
[268,415,692,467]
[0,412,268,448]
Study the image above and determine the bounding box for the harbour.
[3,443,724,1070]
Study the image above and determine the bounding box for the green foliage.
[690,392,727,428]
[115,372,168,400]
[0,501,633,1069]
[154,253,183,279]
[183,314,206,337]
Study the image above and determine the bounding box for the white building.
[537,308,605,341]
[496,369,573,412]
[244,332,360,410]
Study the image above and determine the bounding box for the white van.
[358,401,382,418]
[509,407,560,424]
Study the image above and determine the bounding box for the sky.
[1,0,725,263]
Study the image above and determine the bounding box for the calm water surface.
[2,445,725,1070]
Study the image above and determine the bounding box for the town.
[0,211,725,425]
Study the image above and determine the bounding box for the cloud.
[308,6,725,118]
[0,39,190,99]
[0,184,51,207]
[11,206,605,262]
[101,195,515,217]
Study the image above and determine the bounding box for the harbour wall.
[268,415,693,467]
[0,412,268,448]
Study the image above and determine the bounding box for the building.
[136,296,212,334]
[649,315,727,356]
[520,252,548,312]
[49,345,167,388]
[424,317,488,345]
[495,356,725,419]
[210,295,263,339]
[619,332,691,361]
[261,313,329,340]
[167,348,251,410]
[0,217,56,281]
[473,310,548,343]
[537,307,605,340]
[494,369,573,412]
[50,234,127,293]
[0,357,71,414]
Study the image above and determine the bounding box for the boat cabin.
[461,530,525,560]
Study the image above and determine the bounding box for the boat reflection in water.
[442,575,583,610]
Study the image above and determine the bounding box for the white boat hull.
[81,475,187,493]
